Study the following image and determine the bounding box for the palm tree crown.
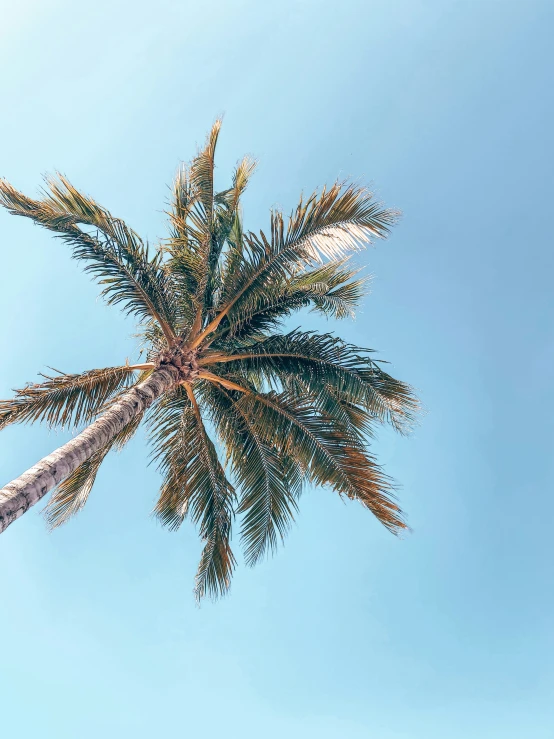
[0,121,418,600]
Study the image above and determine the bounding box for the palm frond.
[149,387,196,529]
[192,182,398,347]
[215,155,257,214]
[280,376,377,441]
[198,381,301,565]
[203,379,405,534]
[284,181,397,257]
[148,383,236,600]
[200,330,418,433]
[211,259,369,343]
[190,119,222,222]
[0,366,138,430]
[169,164,197,237]
[207,156,257,316]
[164,121,226,335]
[165,133,258,340]
[0,176,176,339]
[247,390,404,532]
[135,320,169,363]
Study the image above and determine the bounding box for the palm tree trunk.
[0,364,181,535]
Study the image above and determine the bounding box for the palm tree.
[0,121,418,599]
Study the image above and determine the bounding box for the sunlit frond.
[284,181,398,258]
[192,182,397,347]
[210,259,369,343]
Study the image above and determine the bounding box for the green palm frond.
[284,181,397,254]
[245,389,404,532]
[165,132,258,340]
[165,121,224,333]
[211,259,369,343]
[207,156,257,313]
[149,387,195,529]
[188,120,223,322]
[290,259,370,320]
[0,176,176,340]
[280,376,376,442]
[149,383,236,600]
[43,411,144,529]
[198,381,301,565]
[191,182,398,348]
[0,366,139,430]
[201,330,418,433]
[201,378,405,534]
[213,156,256,271]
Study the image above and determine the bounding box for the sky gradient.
[1,1,553,736]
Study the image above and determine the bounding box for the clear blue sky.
[1,1,553,736]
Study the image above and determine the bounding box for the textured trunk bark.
[0,364,181,535]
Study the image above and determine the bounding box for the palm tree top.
[0,121,418,600]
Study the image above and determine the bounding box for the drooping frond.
[199,374,405,534]
[198,381,302,565]
[282,376,376,442]
[201,330,419,433]
[149,386,196,530]
[0,366,138,430]
[242,389,404,532]
[148,383,236,600]
[43,411,144,529]
[0,176,176,340]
